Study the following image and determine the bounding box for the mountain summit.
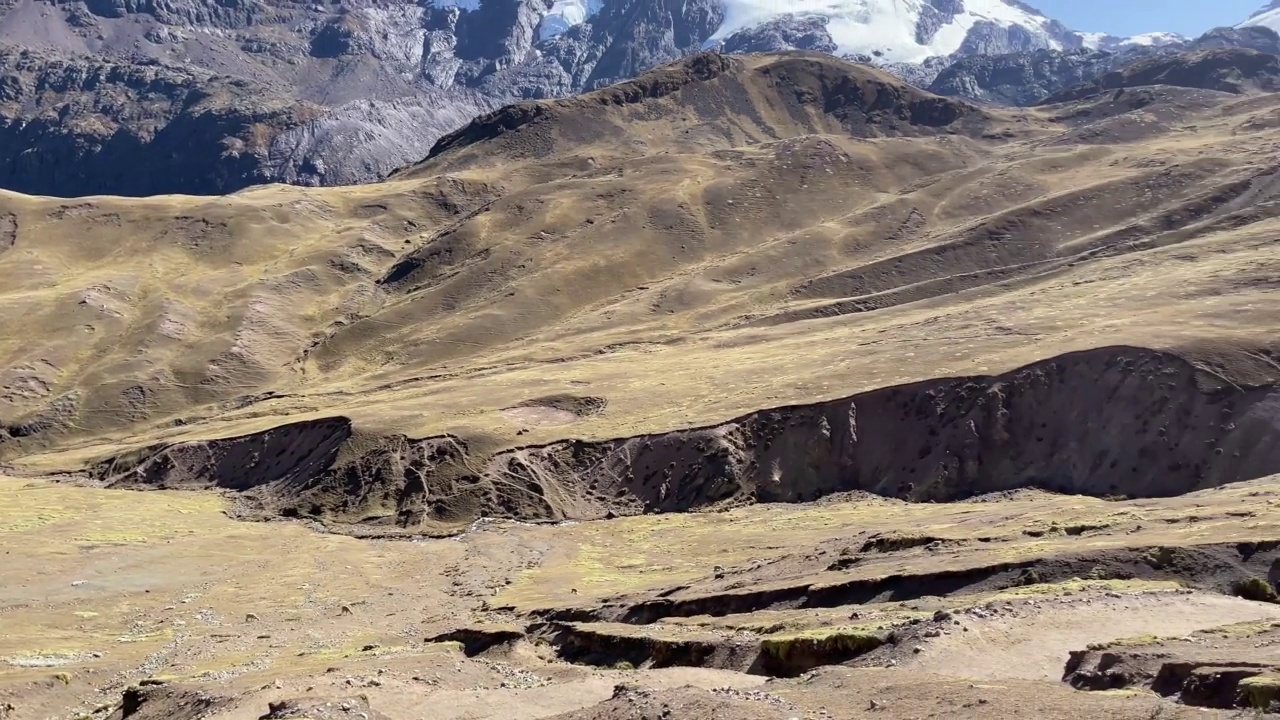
[1242,1,1280,32]
[529,0,1176,63]
[710,0,1075,62]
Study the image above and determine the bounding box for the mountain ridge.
[1242,0,1280,32]
[0,0,1271,197]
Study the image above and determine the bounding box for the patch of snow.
[1077,31,1107,50]
[538,0,604,40]
[707,0,1066,63]
[1241,5,1280,33]
[1118,31,1185,47]
[1074,29,1184,51]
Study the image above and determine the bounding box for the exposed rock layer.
[92,347,1280,534]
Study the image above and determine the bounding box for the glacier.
[705,0,1066,63]
[1117,31,1187,47]
[539,0,606,40]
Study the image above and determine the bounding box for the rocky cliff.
[930,26,1280,107]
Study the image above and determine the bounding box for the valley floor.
[4,474,1280,719]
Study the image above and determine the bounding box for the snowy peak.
[1241,1,1280,33]
[1079,30,1187,51]
[421,0,1198,73]
[1117,32,1187,47]
[694,0,1187,66]
[704,0,1075,63]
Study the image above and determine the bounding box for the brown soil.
[501,395,609,428]
[527,542,1280,626]
[1066,620,1280,710]
[5,473,1280,720]
[259,695,392,719]
[548,684,788,720]
[104,683,231,719]
[550,667,1229,719]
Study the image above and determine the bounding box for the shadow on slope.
[90,347,1280,535]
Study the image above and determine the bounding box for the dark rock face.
[0,0,734,196]
[0,48,307,196]
[928,25,1280,107]
[539,0,725,90]
[929,48,1139,105]
[1194,25,1280,54]
[721,16,837,55]
[957,20,1043,56]
[915,0,965,46]
[1042,48,1280,103]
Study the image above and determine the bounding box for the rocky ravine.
[88,347,1280,535]
[0,0,1267,197]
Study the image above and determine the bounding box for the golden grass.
[1238,675,1280,709]
[0,477,222,536]
[0,475,462,686]
[499,479,1280,610]
[759,628,885,660]
[666,579,1186,637]
[1198,619,1280,638]
[2,84,1279,483]
[991,579,1185,601]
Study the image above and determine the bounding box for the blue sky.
[1031,0,1264,37]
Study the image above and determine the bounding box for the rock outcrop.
[928,26,1280,107]
[1042,48,1280,104]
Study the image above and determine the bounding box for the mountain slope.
[927,47,1133,105]
[926,26,1280,107]
[0,0,1165,196]
[1041,47,1280,103]
[410,52,985,174]
[1242,1,1280,33]
[3,51,1280,534]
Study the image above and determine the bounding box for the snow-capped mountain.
[706,0,1068,62]
[1241,1,1280,32]
[1074,30,1187,55]
[517,0,1184,66]
[516,0,1114,64]
[0,0,1264,197]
